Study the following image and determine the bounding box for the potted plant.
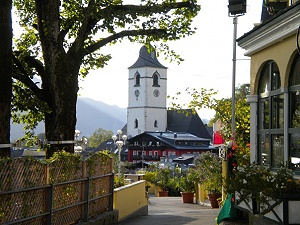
[145,167,172,197]
[195,151,223,208]
[156,167,172,196]
[177,169,197,203]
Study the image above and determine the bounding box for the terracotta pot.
[181,192,194,203]
[158,191,168,197]
[207,193,222,208]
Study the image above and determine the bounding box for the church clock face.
[153,89,160,97]
[134,89,140,97]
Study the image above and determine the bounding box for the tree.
[12,0,200,158]
[89,128,113,148]
[168,84,250,146]
[0,0,12,158]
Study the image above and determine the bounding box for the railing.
[0,174,114,225]
[236,194,300,225]
[0,152,114,225]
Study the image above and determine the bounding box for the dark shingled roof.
[128,45,167,69]
[167,109,212,140]
[128,131,216,151]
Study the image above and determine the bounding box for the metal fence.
[0,152,114,225]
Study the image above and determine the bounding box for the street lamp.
[74,129,88,153]
[112,130,127,176]
[227,0,247,140]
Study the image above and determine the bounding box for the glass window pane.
[260,134,270,166]
[290,133,300,173]
[259,65,270,94]
[272,135,284,168]
[272,94,284,129]
[291,91,300,128]
[259,99,270,129]
[271,63,280,91]
[290,55,300,86]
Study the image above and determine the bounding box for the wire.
[297,25,300,55]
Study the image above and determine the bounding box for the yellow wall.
[114,180,148,221]
[249,35,297,95]
[195,183,208,204]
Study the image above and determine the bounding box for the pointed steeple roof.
[128,45,167,69]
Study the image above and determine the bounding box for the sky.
[80,1,262,120]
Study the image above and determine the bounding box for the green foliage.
[176,168,197,193]
[168,84,250,146]
[145,167,173,191]
[47,150,82,183]
[194,151,222,194]
[114,174,126,188]
[224,161,300,213]
[88,128,113,148]
[156,167,173,191]
[11,0,201,150]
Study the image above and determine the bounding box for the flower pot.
[208,193,222,208]
[159,191,168,197]
[181,192,194,203]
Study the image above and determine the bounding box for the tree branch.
[69,1,197,56]
[12,54,46,102]
[81,29,166,57]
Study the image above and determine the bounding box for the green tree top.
[168,84,250,147]
[89,128,113,148]
[11,0,201,157]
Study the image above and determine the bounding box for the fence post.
[46,184,53,225]
[84,177,90,222]
[81,160,87,221]
[110,173,114,211]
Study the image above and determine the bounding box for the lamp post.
[112,130,127,176]
[74,129,88,153]
[228,0,247,140]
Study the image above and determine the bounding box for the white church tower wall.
[127,46,167,138]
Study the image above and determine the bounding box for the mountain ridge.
[11,97,127,141]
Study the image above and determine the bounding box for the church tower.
[127,46,167,138]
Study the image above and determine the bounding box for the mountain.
[76,97,127,137]
[10,97,127,141]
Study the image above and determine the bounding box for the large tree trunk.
[44,56,79,158]
[35,0,80,158]
[0,0,12,158]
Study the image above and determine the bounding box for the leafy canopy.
[11,0,201,143]
[168,84,250,146]
[88,128,113,148]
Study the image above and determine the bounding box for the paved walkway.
[114,196,246,225]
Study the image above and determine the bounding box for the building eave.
[237,2,300,56]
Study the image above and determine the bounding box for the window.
[152,72,160,87]
[258,61,284,168]
[289,54,300,173]
[154,120,158,127]
[135,72,140,86]
[134,119,138,128]
[149,151,152,156]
